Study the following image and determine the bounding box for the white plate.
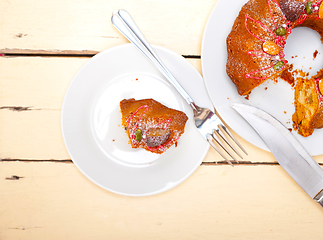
[61,44,211,196]
[201,0,323,156]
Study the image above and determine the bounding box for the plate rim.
[61,43,210,196]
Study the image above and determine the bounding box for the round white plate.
[201,0,323,156]
[61,43,211,196]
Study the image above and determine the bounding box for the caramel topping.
[262,41,280,55]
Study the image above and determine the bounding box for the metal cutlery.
[111,9,247,164]
[232,103,323,206]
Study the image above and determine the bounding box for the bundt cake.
[120,98,188,154]
[226,0,323,136]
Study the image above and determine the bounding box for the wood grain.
[0,56,285,162]
[0,107,275,162]
[2,0,323,239]
[1,162,323,240]
[1,57,323,162]
[0,0,216,56]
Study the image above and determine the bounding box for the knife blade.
[231,103,323,207]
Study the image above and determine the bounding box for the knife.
[231,103,323,207]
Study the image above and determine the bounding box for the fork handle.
[111,9,197,111]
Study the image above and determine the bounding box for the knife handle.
[316,198,323,207]
[314,190,323,207]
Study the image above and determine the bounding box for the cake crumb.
[280,69,295,86]
[313,50,319,59]
[299,70,306,77]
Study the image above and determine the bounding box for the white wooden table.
[1,0,323,239]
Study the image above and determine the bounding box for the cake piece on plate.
[120,98,188,154]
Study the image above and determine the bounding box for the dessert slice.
[120,98,188,154]
[292,76,323,137]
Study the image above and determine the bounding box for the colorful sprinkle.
[275,27,287,36]
[306,1,313,15]
[273,61,284,70]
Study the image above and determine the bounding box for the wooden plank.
[0,55,294,125]
[0,57,88,109]
[1,105,320,162]
[0,110,69,160]
[0,57,203,110]
[0,0,217,55]
[0,108,278,162]
[1,162,323,240]
[1,57,322,162]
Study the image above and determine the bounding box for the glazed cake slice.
[120,98,188,154]
[292,76,323,137]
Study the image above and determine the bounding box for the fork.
[111,9,247,165]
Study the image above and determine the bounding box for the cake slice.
[120,98,188,154]
[292,76,323,137]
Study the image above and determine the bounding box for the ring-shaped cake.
[226,0,323,137]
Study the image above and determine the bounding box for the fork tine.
[218,123,248,155]
[207,134,233,166]
[211,131,239,163]
[214,127,243,159]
